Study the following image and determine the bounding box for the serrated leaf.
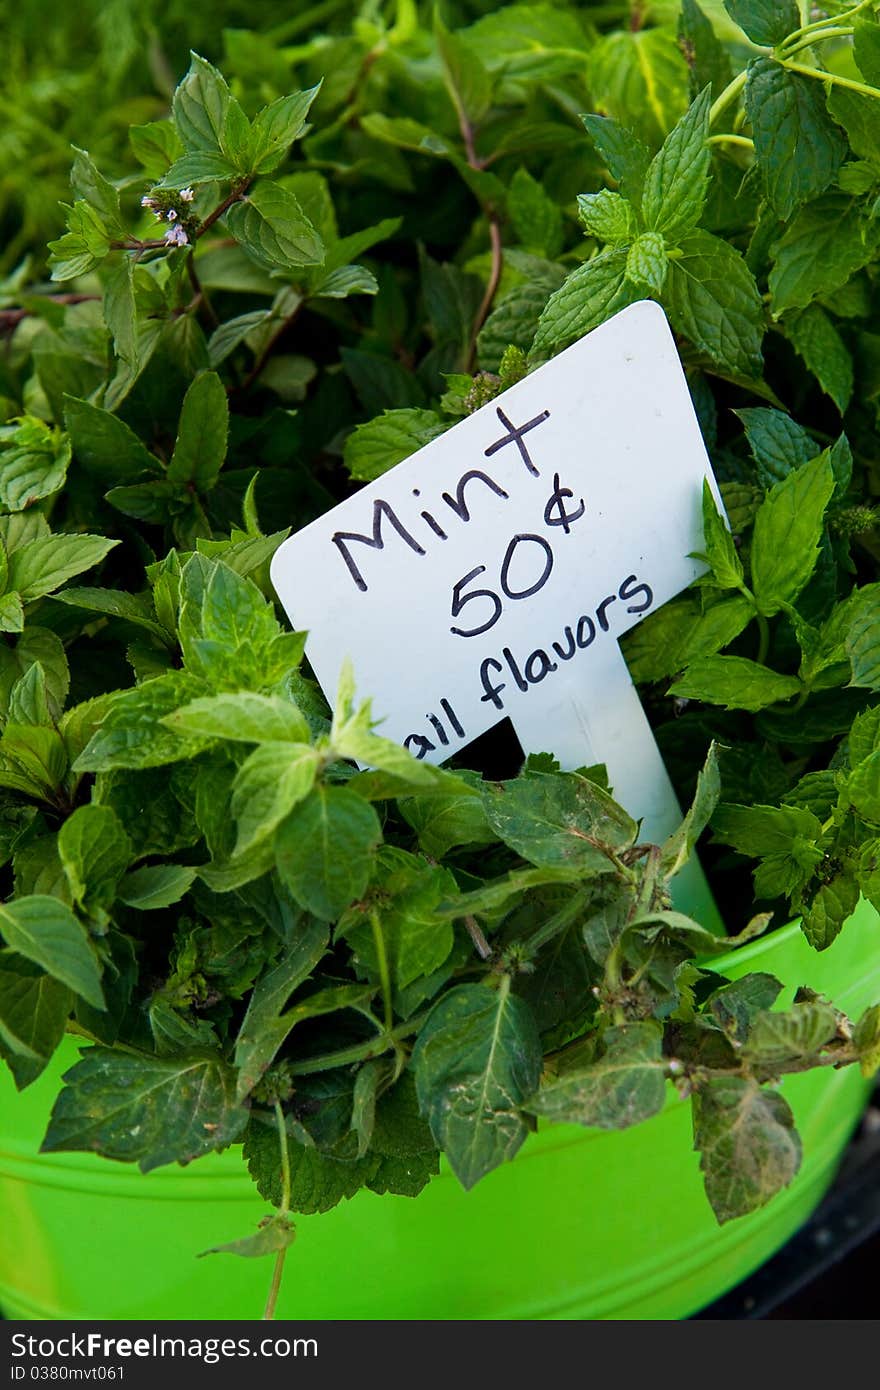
[225,184,323,272]
[58,805,132,918]
[244,1117,374,1214]
[166,372,228,490]
[693,1075,801,1223]
[0,953,71,1078]
[661,743,721,879]
[42,1048,247,1170]
[769,197,880,316]
[74,672,209,772]
[785,306,853,415]
[233,917,328,1099]
[576,189,638,246]
[48,202,110,282]
[173,53,231,155]
[854,1003,880,1078]
[199,1213,296,1259]
[231,743,320,857]
[750,452,836,615]
[412,981,542,1190]
[0,898,103,1009]
[723,1,798,46]
[532,250,639,356]
[274,785,381,920]
[63,396,158,483]
[802,874,860,951]
[435,14,493,126]
[642,86,711,240]
[528,1021,666,1129]
[743,1000,839,1065]
[734,406,817,486]
[846,584,880,690]
[626,233,669,293]
[118,864,197,911]
[163,692,310,744]
[508,168,563,259]
[588,28,689,149]
[481,770,638,871]
[669,657,801,711]
[130,120,184,177]
[665,229,764,379]
[8,534,118,604]
[343,408,446,482]
[850,749,880,824]
[581,115,651,210]
[746,59,846,221]
[0,418,70,511]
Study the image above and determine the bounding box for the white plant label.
[271,301,724,922]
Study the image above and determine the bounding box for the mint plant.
[1,1,880,1319]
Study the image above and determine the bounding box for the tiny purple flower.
[166,208,178,222]
[179,187,195,203]
[163,223,189,248]
[140,195,157,209]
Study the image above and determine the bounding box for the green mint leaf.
[802,874,860,950]
[712,802,823,856]
[339,852,456,991]
[746,59,846,221]
[53,588,171,644]
[784,307,852,417]
[532,249,639,356]
[707,973,784,1041]
[248,86,321,175]
[679,0,733,99]
[70,147,123,237]
[576,189,638,246]
[588,29,689,149]
[508,168,563,259]
[642,86,712,241]
[693,1076,801,1223]
[669,656,801,712]
[207,311,271,369]
[233,917,329,1100]
[661,742,721,879]
[626,233,669,294]
[0,417,70,512]
[743,1000,839,1065]
[163,692,310,744]
[225,184,324,273]
[853,16,880,85]
[0,953,71,1081]
[0,898,104,1010]
[528,1021,666,1129]
[172,53,231,155]
[42,1048,247,1170]
[58,805,132,919]
[734,406,817,486]
[846,584,880,691]
[117,864,197,911]
[581,115,651,210]
[399,770,496,858]
[309,266,377,300]
[723,1,798,47]
[274,785,381,920]
[129,120,184,177]
[769,197,880,316]
[0,629,69,721]
[412,981,542,1190]
[750,451,836,615]
[854,1002,880,1078]
[849,706,880,767]
[621,594,754,682]
[102,257,138,376]
[244,1117,374,1214]
[698,480,745,590]
[343,409,446,483]
[166,372,229,490]
[199,1213,296,1260]
[435,13,493,126]
[74,672,209,773]
[47,202,111,282]
[665,229,764,379]
[7,533,118,604]
[232,743,320,857]
[157,152,237,188]
[63,396,158,483]
[481,769,638,871]
[850,750,880,824]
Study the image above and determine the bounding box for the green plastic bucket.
[1,900,878,1322]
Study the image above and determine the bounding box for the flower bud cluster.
[140,185,197,248]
